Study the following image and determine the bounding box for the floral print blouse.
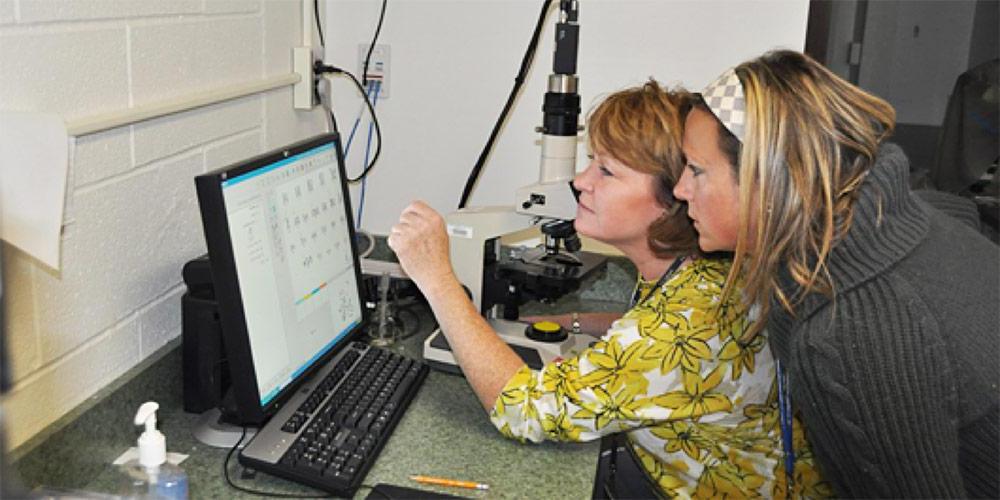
[490,258,830,498]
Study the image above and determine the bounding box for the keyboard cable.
[222,425,333,499]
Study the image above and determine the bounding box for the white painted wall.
[1,0,327,450]
[325,0,810,234]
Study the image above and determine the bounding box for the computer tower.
[181,256,230,414]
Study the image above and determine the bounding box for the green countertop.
[10,253,636,499]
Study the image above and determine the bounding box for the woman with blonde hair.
[674,50,999,497]
[389,80,829,497]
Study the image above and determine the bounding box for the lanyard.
[776,360,795,491]
[629,256,687,308]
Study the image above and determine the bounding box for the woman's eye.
[687,163,703,176]
[599,165,613,176]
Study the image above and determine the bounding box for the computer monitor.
[194,133,365,426]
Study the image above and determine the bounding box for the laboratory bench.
[9,255,637,499]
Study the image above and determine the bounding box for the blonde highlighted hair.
[720,51,896,340]
[587,80,699,258]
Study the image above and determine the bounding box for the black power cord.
[315,63,382,183]
[362,0,389,86]
[457,0,555,209]
[311,0,387,182]
[314,0,325,47]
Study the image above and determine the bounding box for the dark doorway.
[806,0,999,239]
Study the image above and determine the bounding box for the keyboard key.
[357,411,377,431]
[331,429,349,447]
[331,470,353,483]
[304,461,324,475]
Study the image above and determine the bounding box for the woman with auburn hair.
[674,50,999,498]
[389,81,829,497]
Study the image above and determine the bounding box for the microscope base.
[422,318,594,374]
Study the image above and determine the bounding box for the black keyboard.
[239,342,428,497]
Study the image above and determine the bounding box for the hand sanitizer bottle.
[119,402,188,499]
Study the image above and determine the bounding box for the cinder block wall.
[0,0,326,451]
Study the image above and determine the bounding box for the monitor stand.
[192,407,258,448]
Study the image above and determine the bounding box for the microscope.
[423,1,606,372]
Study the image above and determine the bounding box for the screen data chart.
[221,142,362,406]
[274,165,353,322]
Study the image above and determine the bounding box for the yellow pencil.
[409,474,490,490]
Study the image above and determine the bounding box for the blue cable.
[343,81,375,158]
[356,80,381,230]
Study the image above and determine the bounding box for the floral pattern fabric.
[490,259,830,498]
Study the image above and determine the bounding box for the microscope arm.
[516,0,582,221]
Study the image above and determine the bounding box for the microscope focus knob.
[525,321,568,343]
[563,233,582,252]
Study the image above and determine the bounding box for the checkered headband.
[702,68,746,142]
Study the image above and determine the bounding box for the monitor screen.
[195,133,364,424]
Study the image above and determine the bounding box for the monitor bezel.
[194,132,366,425]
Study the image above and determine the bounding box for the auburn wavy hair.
[723,50,896,340]
[587,80,699,258]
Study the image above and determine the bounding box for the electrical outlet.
[293,46,317,109]
[357,43,390,99]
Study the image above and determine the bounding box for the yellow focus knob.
[525,320,567,342]
[534,321,561,333]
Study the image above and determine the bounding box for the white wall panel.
[0,0,14,24]
[137,286,185,357]
[264,87,328,150]
[132,96,260,166]
[4,320,141,449]
[204,0,261,15]
[73,128,133,187]
[130,18,263,103]
[34,153,204,363]
[0,28,128,117]
[263,0,300,74]
[204,130,264,171]
[19,0,200,23]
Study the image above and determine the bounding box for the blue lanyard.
[776,360,795,490]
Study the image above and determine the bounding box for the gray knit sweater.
[767,144,999,498]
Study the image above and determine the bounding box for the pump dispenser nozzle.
[134,401,166,468]
[118,401,187,498]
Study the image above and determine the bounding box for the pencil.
[409,474,490,490]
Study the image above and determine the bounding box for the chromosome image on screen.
[220,143,361,406]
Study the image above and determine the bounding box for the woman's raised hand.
[387,200,455,295]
